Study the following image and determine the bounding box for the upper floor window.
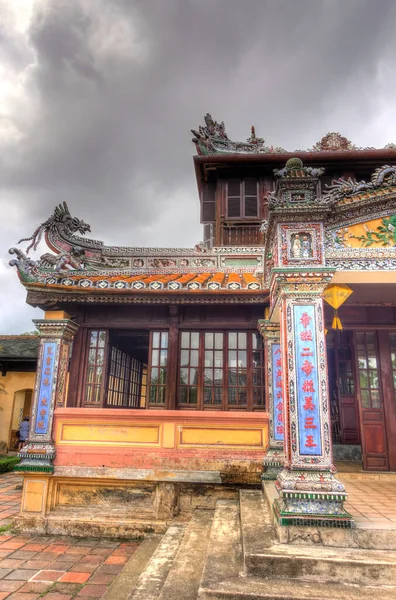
[227,179,259,219]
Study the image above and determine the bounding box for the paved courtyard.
[0,473,140,600]
[2,468,396,599]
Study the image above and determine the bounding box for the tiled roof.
[0,336,39,359]
[29,271,263,293]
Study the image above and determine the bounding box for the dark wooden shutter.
[227,180,241,217]
[202,182,216,222]
[244,179,258,217]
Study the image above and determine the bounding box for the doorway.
[9,389,32,451]
[330,329,396,471]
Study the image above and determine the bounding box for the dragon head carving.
[17,202,91,254]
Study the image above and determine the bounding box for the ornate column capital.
[33,318,79,341]
[270,267,335,299]
[257,319,280,341]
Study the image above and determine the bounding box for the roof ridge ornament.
[310,132,357,152]
[191,116,396,154]
[191,113,286,155]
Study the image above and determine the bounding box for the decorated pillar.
[16,312,79,473]
[262,157,352,526]
[258,320,285,479]
[271,271,351,526]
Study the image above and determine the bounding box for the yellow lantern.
[322,284,353,330]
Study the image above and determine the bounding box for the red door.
[354,331,389,471]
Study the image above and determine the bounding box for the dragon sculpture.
[17,201,91,254]
[191,114,285,155]
[322,165,396,204]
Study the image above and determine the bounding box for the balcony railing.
[221,222,263,246]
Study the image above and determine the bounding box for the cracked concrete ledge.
[54,466,223,483]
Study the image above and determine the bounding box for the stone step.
[198,496,396,600]
[158,510,214,600]
[239,489,277,561]
[244,541,396,585]
[198,499,243,598]
[127,523,186,599]
[199,577,396,600]
[243,488,396,585]
[44,512,168,538]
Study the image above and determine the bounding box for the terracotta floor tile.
[48,562,79,572]
[0,582,25,593]
[5,571,38,582]
[8,552,38,561]
[0,592,10,600]
[79,557,103,566]
[88,549,112,557]
[41,593,73,600]
[21,561,53,570]
[77,584,107,597]
[32,553,60,562]
[95,565,123,575]
[87,574,116,585]
[6,593,40,600]
[0,561,25,570]
[59,573,91,584]
[0,545,24,552]
[103,556,126,566]
[32,571,65,582]
[22,545,48,553]
[69,565,97,574]
[18,582,53,594]
[45,546,70,554]
[64,548,88,556]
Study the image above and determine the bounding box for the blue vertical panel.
[293,305,322,456]
[272,343,284,442]
[35,342,57,435]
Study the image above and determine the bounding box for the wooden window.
[356,332,381,409]
[389,333,396,396]
[227,179,258,219]
[106,347,142,408]
[252,332,265,408]
[177,331,265,410]
[203,333,224,407]
[148,331,168,406]
[228,332,247,407]
[179,332,199,406]
[83,330,107,405]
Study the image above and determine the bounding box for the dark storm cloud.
[1,0,396,331]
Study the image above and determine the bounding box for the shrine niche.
[278,223,324,266]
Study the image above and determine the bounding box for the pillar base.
[15,441,56,474]
[273,468,353,528]
[262,447,284,481]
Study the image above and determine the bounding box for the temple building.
[8,115,396,535]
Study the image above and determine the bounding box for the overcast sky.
[1,0,396,333]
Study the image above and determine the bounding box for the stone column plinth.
[258,320,285,480]
[271,271,352,527]
[16,312,79,473]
